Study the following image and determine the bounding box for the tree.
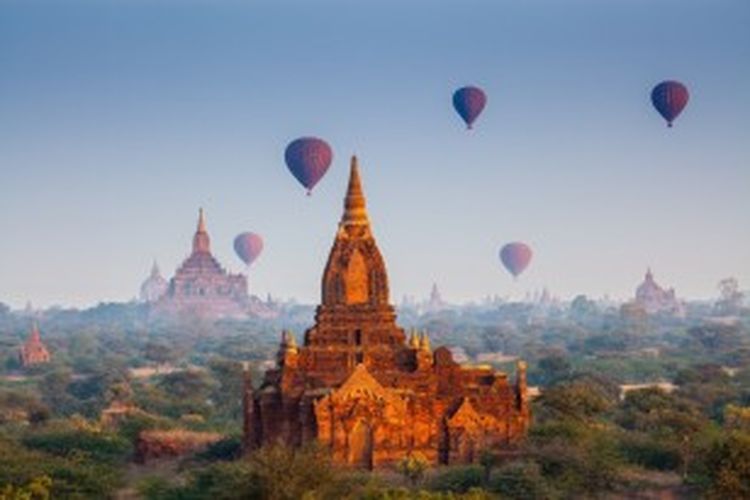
[207,358,245,421]
[535,380,615,423]
[490,461,551,499]
[687,324,741,352]
[157,370,215,401]
[536,354,572,386]
[716,278,744,315]
[570,294,597,320]
[246,444,337,500]
[0,475,52,500]
[143,342,177,367]
[704,431,750,499]
[396,452,428,487]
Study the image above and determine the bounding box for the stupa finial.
[341,156,369,226]
[192,208,211,253]
[197,208,207,233]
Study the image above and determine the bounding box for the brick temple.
[152,209,249,319]
[243,157,530,468]
[19,323,51,367]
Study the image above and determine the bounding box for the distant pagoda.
[426,283,446,313]
[19,323,51,367]
[634,268,684,316]
[152,209,248,320]
[140,261,168,303]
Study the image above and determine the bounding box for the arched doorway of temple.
[457,432,476,463]
[348,420,374,469]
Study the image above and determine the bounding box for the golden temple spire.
[408,329,420,349]
[419,331,431,352]
[341,156,369,227]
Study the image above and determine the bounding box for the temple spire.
[192,208,211,254]
[341,156,369,227]
[30,322,40,343]
[197,208,207,233]
[150,260,161,277]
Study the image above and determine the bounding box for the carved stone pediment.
[447,398,483,431]
[332,364,395,404]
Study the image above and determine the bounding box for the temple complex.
[140,261,168,303]
[634,269,684,316]
[425,283,447,313]
[152,209,249,319]
[19,323,51,367]
[244,157,530,469]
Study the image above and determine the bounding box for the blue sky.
[1,0,748,308]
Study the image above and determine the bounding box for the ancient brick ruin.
[19,323,51,368]
[243,157,530,469]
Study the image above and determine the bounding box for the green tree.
[704,431,750,499]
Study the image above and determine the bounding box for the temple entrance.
[348,420,374,469]
[457,433,476,463]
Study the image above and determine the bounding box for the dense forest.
[1,286,748,499]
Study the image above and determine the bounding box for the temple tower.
[19,322,51,367]
[303,157,406,383]
[152,209,249,319]
[248,156,530,468]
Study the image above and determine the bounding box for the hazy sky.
[1,0,749,308]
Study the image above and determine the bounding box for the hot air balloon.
[234,232,263,267]
[452,86,487,129]
[499,242,533,278]
[284,137,333,195]
[651,81,689,127]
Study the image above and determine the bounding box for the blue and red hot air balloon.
[284,137,333,195]
[651,81,689,127]
[453,86,487,130]
[499,242,533,278]
[234,232,263,267]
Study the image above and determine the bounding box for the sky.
[1,0,749,309]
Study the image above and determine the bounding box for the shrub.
[22,427,130,464]
[489,461,551,499]
[429,465,483,493]
[618,432,681,471]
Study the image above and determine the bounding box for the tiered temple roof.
[152,209,248,319]
[19,323,51,367]
[635,268,683,315]
[140,261,168,303]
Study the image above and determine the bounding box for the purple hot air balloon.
[285,137,333,195]
[499,242,533,278]
[453,86,487,130]
[651,81,689,127]
[234,232,264,267]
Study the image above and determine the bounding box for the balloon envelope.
[453,86,487,129]
[284,137,333,194]
[499,242,533,278]
[234,232,264,266]
[651,81,689,127]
